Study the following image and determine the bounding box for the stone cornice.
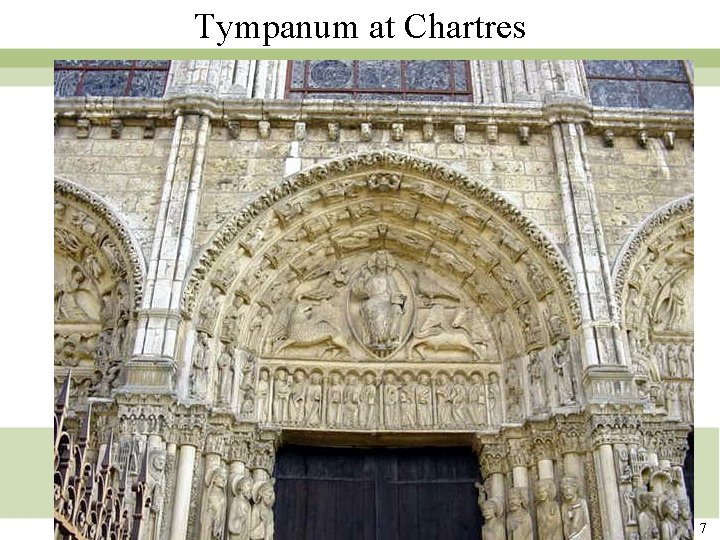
[54,96,694,135]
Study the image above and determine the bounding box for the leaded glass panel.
[584,60,692,110]
[54,60,170,97]
[287,60,472,102]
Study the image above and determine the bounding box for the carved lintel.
[637,130,648,149]
[454,124,466,143]
[663,131,676,150]
[110,119,123,139]
[360,122,372,141]
[258,121,271,139]
[327,122,340,141]
[228,120,240,139]
[391,123,404,142]
[422,122,434,141]
[294,122,306,141]
[603,129,615,147]
[517,125,530,145]
[143,119,156,139]
[77,118,90,139]
[486,124,498,144]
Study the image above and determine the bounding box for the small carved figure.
[467,373,487,426]
[560,476,591,540]
[305,372,323,427]
[250,481,275,540]
[535,479,562,540]
[677,499,693,540]
[288,370,308,425]
[190,332,211,399]
[637,492,661,540]
[359,373,378,428]
[654,280,687,332]
[200,467,227,540]
[624,490,637,525]
[416,373,433,428]
[144,449,166,540]
[327,372,344,427]
[518,302,544,346]
[507,364,525,422]
[272,369,290,423]
[660,497,680,540]
[343,373,361,428]
[450,373,469,426]
[399,372,417,428]
[552,340,577,406]
[488,372,503,425]
[55,265,95,321]
[256,370,270,423]
[221,294,247,343]
[383,372,400,428]
[197,286,223,334]
[525,258,553,299]
[228,474,254,540]
[507,488,533,540]
[435,372,453,427]
[481,499,507,540]
[528,352,547,413]
[216,344,234,406]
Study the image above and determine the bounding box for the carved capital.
[478,443,507,476]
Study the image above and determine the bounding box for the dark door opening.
[275,445,482,540]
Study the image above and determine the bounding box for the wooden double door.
[275,445,482,540]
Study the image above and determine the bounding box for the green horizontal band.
[695,67,720,86]
[0,428,52,518]
[695,428,719,518]
[0,68,52,86]
[0,49,719,66]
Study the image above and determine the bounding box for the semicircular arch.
[54,177,147,399]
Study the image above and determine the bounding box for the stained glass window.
[287,61,472,102]
[584,60,693,110]
[54,60,171,97]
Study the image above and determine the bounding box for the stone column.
[124,110,213,392]
[168,442,197,540]
[594,443,625,539]
[509,438,532,492]
[545,98,636,404]
[477,441,508,509]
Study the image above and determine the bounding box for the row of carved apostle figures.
[255,366,503,430]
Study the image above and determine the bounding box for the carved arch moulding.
[180,150,585,432]
[54,177,147,402]
[613,194,693,423]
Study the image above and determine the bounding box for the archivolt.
[54,177,147,309]
[183,150,580,324]
[612,194,694,323]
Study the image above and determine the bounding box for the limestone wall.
[54,124,173,258]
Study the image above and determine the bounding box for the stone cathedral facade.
[54,60,694,539]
